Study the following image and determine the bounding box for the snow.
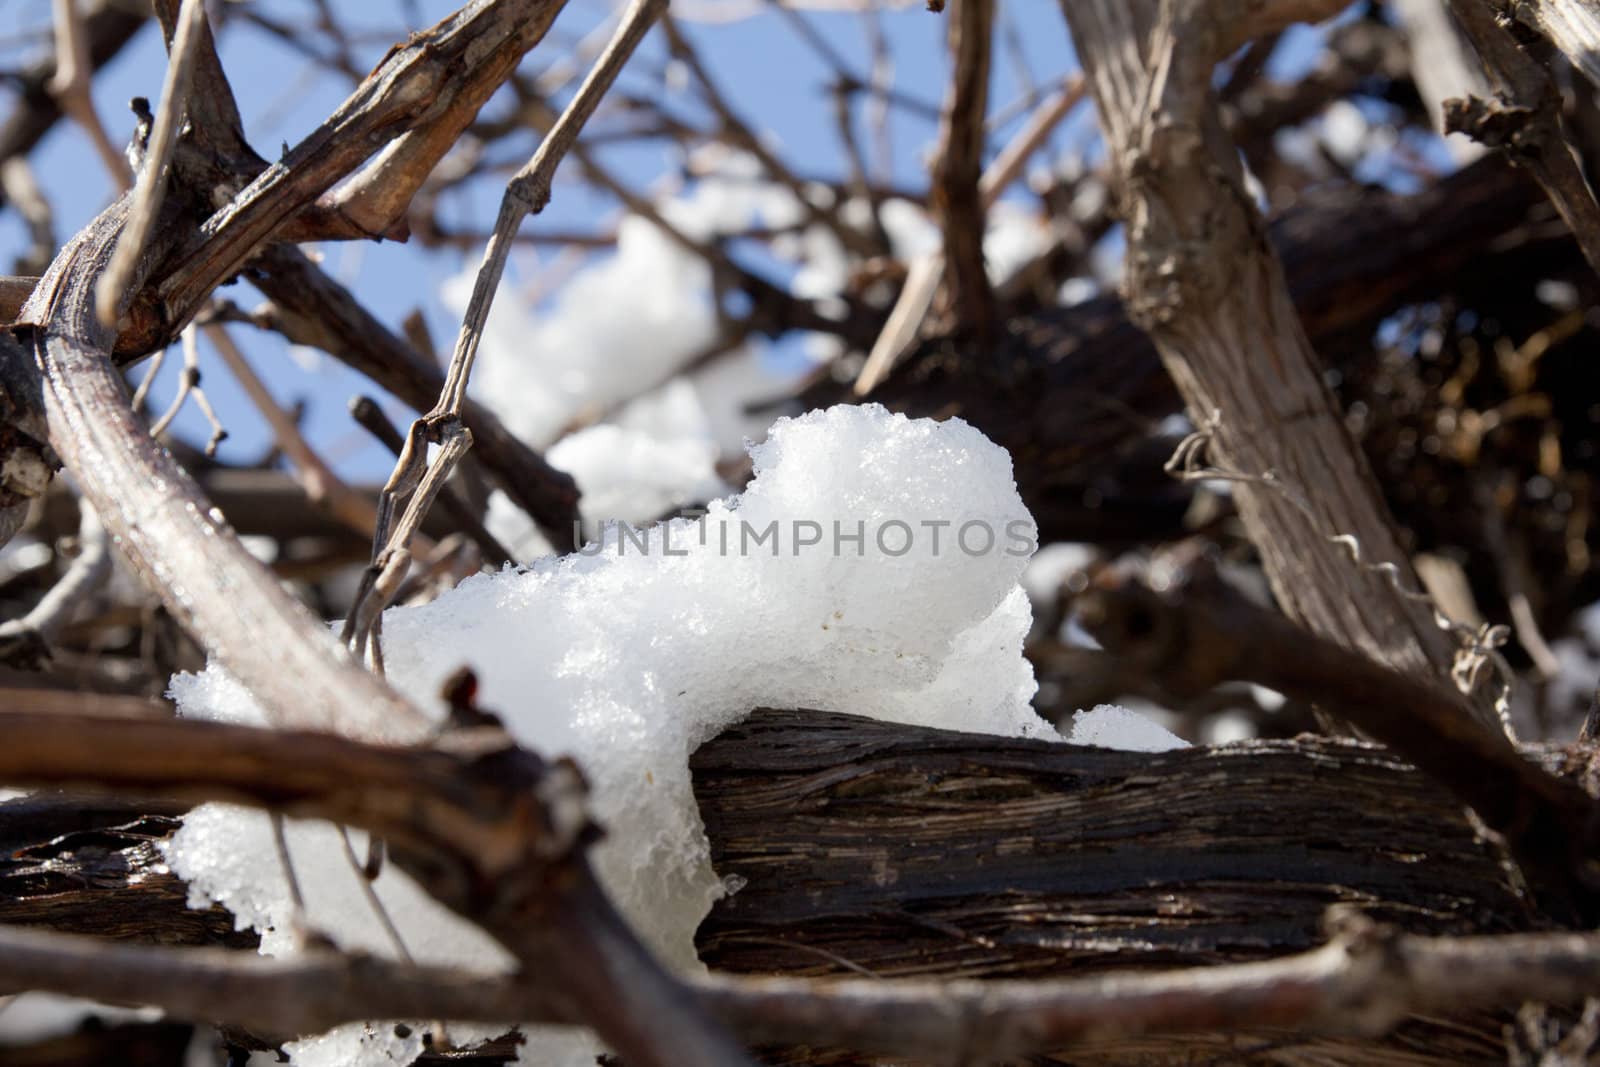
[0,994,160,1045]
[165,404,1182,1067]
[454,151,802,456]
[486,380,731,559]
[1066,704,1188,753]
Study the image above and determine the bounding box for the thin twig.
[202,320,399,546]
[660,15,878,257]
[854,79,1082,394]
[348,395,510,563]
[344,0,668,653]
[434,0,668,420]
[147,324,227,456]
[93,0,205,329]
[0,160,58,276]
[129,343,167,413]
[46,0,133,190]
[0,500,112,669]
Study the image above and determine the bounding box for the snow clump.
[165,404,1181,1067]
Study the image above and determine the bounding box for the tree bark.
[1056,0,1490,724]
[1,709,1556,1064]
[692,709,1541,1064]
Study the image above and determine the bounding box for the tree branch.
[1056,0,1496,726]
[149,0,568,343]
[931,0,997,344]
[1074,576,1600,921]
[0,708,755,1067]
[1443,0,1600,278]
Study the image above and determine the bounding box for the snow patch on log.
[164,404,1174,1066]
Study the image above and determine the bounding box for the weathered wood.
[692,709,1540,1064]
[0,811,250,950]
[1039,0,1490,722]
[0,711,1558,1064]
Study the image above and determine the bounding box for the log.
[692,709,1542,1064]
[0,711,1557,1064]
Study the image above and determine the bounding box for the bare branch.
[0,500,111,669]
[0,924,539,1038]
[1057,0,1495,726]
[0,709,755,1067]
[46,0,134,190]
[93,0,203,328]
[345,0,669,651]
[242,248,580,552]
[436,0,669,421]
[0,276,41,326]
[16,901,1600,1063]
[1507,0,1600,92]
[151,0,569,340]
[0,160,58,276]
[931,0,997,343]
[23,194,428,740]
[1074,576,1600,920]
[1443,0,1600,278]
[202,320,391,546]
[146,324,227,456]
[855,79,1082,394]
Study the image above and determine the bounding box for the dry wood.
[17,194,427,739]
[853,80,1083,396]
[0,501,110,668]
[836,155,1543,546]
[344,0,668,658]
[1056,0,1493,724]
[1073,577,1600,920]
[240,248,580,551]
[930,0,996,344]
[1443,0,1600,277]
[0,709,755,1067]
[1509,0,1600,92]
[150,0,568,338]
[93,0,202,327]
[4,2,1599,1064]
[4,709,1594,1065]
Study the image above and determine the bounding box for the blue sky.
[1,0,1078,478]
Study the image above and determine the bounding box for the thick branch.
[7,711,1600,1065]
[18,195,427,740]
[1511,0,1600,92]
[1074,578,1600,921]
[1057,0,1490,723]
[149,0,567,341]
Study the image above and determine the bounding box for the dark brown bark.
[0,708,1561,1065]
[692,709,1539,1064]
